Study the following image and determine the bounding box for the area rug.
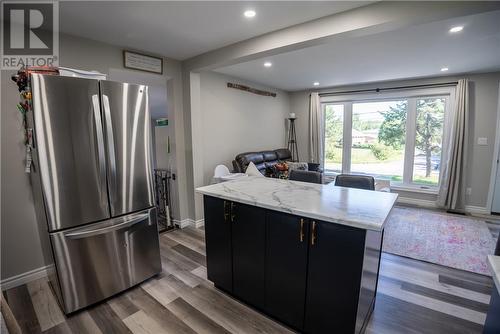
[382,206,497,276]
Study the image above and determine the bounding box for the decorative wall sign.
[227,82,276,97]
[124,51,163,74]
[156,118,168,126]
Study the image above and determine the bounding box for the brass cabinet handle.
[224,201,230,222]
[231,202,236,222]
[299,218,305,242]
[311,221,317,246]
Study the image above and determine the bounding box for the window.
[412,98,445,186]
[324,104,344,173]
[351,101,406,181]
[322,87,452,190]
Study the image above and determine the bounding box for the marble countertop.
[196,176,398,231]
[488,255,500,294]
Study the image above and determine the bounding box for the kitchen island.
[484,255,500,333]
[196,176,398,333]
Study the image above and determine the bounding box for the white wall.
[289,72,500,210]
[154,126,172,169]
[200,71,290,185]
[0,33,186,281]
[181,1,500,224]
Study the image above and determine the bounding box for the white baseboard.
[1,265,54,291]
[397,197,438,208]
[173,219,192,228]
[464,205,490,215]
[396,198,491,216]
[173,218,204,229]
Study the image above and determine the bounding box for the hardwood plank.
[367,293,483,334]
[126,288,197,334]
[42,322,72,334]
[379,259,491,304]
[5,285,42,334]
[159,235,179,249]
[141,276,179,307]
[165,230,206,255]
[378,277,486,325]
[439,275,493,295]
[107,291,140,319]
[172,243,207,267]
[166,297,231,334]
[181,227,206,242]
[88,302,133,334]
[400,281,490,313]
[161,244,200,272]
[27,278,65,331]
[65,311,103,334]
[191,266,208,281]
[163,275,292,334]
[159,253,203,288]
[382,252,494,287]
[123,310,169,334]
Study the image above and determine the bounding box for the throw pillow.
[271,162,289,179]
[245,161,264,177]
[287,162,308,173]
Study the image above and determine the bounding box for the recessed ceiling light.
[264,62,272,68]
[449,26,463,33]
[313,82,320,86]
[440,67,449,72]
[244,10,256,18]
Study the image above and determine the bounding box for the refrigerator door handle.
[91,94,107,206]
[102,94,117,205]
[65,212,149,239]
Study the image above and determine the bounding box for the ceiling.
[59,1,371,60]
[214,10,500,91]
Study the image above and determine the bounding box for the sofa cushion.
[264,161,279,169]
[262,151,278,161]
[233,148,292,173]
[254,162,267,172]
[275,148,292,161]
[234,152,263,173]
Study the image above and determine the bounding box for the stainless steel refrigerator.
[28,73,162,314]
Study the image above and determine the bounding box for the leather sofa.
[232,148,292,174]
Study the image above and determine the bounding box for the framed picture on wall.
[123,50,163,74]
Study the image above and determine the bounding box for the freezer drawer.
[50,208,161,314]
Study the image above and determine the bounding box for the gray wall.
[289,72,500,209]
[0,33,186,281]
[199,71,290,185]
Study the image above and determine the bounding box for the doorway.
[108,68,175,231]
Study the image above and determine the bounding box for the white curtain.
[437,79,469,211]
[309,92,323,164]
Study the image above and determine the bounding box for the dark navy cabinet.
[231,202,266,308]
[203,196,233,292]
[203,195,383,333]
[484,288,500,334]
[304,221,366,333]
[266,211,310,330]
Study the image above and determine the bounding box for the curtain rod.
[318,81,458,97]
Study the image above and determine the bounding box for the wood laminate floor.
[3,226,495,334]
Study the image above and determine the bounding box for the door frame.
[487,82,500,213]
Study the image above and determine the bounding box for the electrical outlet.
[466,187,472,196]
